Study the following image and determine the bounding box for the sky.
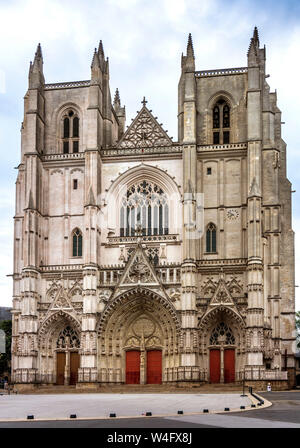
[0,0,299,309]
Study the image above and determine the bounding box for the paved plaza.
[0,393,251,421]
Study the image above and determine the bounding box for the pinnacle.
[187,32,194,58]
[253,26,259,45]
[35,43,42,59]
[114,88,120,106]
[98,40,104,58]
[91,47,100,68]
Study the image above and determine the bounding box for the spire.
[247,26,259,57]
[181,33,195,72]
[253,26,259,46]
[32,43,43,70]
[35,43,43,59]
[29,43,44,87]
[187,33,194,58]
[114,88,121,108]
[98,40,104,59]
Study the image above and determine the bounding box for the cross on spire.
[141,96,148,107]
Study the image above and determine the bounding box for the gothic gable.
[117,101,173,148]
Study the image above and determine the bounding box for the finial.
[141,96,148,107]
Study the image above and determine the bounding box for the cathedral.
[11,28,296,390]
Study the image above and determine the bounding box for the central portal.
[125,349,162,384]
[209,348,235,383]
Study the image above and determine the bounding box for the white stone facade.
[11,30,295,388]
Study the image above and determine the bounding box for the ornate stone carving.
[167,288,181,302]
[127,255,153,283]
[117,106,172,148]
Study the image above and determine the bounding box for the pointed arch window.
[72,228,82,257]
[206,223,217,253]
[212,99,230,145]
[120,180,169,237]
[62,110,80,154]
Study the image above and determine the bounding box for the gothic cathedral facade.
[11,29,295,389]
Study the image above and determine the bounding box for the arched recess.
[206,91,237,145]
[198,306,246,382]
[38,311,81,384]
[96,287,181,384]
[104,164,182,236]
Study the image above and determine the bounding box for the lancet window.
[62,110,80,154]
[212,99,230,144]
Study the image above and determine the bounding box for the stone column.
[245,35,264,376]
[179,35,199,381]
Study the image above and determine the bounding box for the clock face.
[226,209,239,221]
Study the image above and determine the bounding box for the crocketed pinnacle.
[91,48,100,68]
[98,40,104,58]
[253,26,259,46]
[114,88,120,107]
[187,33,194,58]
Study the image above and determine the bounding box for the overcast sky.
[0,0,299,308]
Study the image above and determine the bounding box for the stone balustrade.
[44,80,90,90]
[195,67,248,77]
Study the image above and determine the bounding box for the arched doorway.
[198,306,246,384]
[38,311,81,385]
[97,287,180,384]
[209,322,235,383]
[56,326,80,385]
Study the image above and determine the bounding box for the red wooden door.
[70,352,80,385]
[126,351,140,384]
[147,350,162,384]
[224,349,235,383]
[210,349,220,383]
[56,352,66,385]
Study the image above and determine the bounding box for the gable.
[117,104,173,148]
